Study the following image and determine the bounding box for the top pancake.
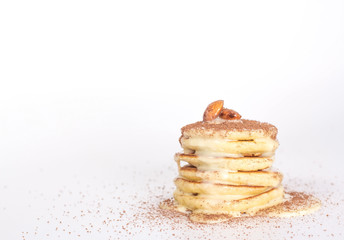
[181,119,278,140]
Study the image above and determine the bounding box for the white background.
[0,0,344,239]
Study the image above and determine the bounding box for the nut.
[203,100,224,121]
[219,108,242,120]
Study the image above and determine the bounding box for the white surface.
[1,0,344,239]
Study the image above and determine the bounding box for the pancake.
[174,186,284,215]
[178,166,283,187]
[181,136,278,156]
[174,178,271,196]
[175,153,274,171]
[181,119,278,141]
[188,192,286,224]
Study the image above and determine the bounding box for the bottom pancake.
[174,186,284,216]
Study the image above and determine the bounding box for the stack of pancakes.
[174,118,284,220]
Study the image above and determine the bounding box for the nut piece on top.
[203,100,224,121]
[219,108,241,120]
[203,100,241,121]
